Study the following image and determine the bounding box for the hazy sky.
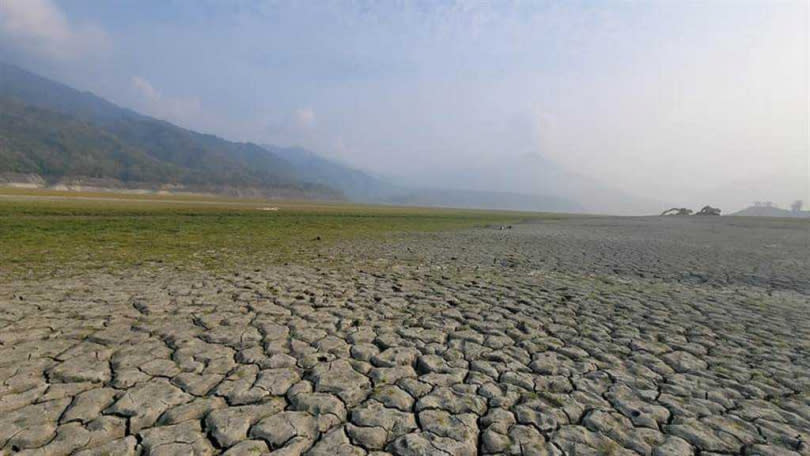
[0,0,807,211]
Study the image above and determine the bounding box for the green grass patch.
[0,190,552,278]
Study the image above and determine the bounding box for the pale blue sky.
[0,0,807,210]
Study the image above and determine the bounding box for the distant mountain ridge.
[0,97,178,183]
[730,205,810,218]
[394,151,667,215]
[264,145,397,201]
[0,62,339,198]
[0,61,583,212]
[265,144,581,211]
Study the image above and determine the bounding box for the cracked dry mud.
[1,216,808,456]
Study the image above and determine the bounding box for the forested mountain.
[267,145,582,211]
[0,62,339,197]
[264,145,399,201]
[0,62,583,211]
[0,97,178,182]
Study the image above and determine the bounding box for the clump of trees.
[791,200,803,212]
[660,206,720,216]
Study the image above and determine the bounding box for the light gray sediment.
[1,216,808,455]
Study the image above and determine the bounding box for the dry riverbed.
[1,216,808,455]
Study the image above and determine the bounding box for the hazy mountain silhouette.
[392,152,665,215]
[0,61,583,211]
[0,62,338,197]
[266,145,581,212]
[730,205,810,218]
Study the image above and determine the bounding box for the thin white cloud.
[294,107,316,128]
[131,75,203,127]
[0,0,109,60]
[259,107,320,148]
[131,76,160,102]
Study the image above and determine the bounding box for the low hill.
[0,61,583,211]
[384,188,580,212]
[0,97,178,183]
[730,206,810,218]
[266,145,582,212]
[265,145,397,201]
[0,62,339,198]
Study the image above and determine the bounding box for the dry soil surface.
[1,216,808,455]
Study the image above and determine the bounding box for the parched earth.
[1,216,808,455]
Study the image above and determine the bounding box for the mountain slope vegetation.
[0,61,583,211]
[264,145,399,201]
[267,145,582,211]
[0,97,180,183]
[0,62,338,197]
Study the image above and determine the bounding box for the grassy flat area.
[0,189,546,278]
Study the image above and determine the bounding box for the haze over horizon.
[0,0,807,213]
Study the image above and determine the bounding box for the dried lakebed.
[1,216,808,455]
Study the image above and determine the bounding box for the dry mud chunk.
[61,387,118,424]
[415,386,487,415]
[398,377,432,398]
[140,358,181,377]
[0,398,70,449]
[529,352,573,375]
[744,444,804,456]
[370,366,417,386]
[351,343,380,362]
[255,368,301,396]
[172,372,224,396]
[481,428,511,453]
[513,400,562,432]
[662,351,709,373]
[372,347,421,367]
[307,427,367,456]
[606,389,671,429]
[418,410,478,452]
[371,385,414,411]
[250,410,318,451]
[202,325,262,348]
[508,425,559,456]
[48,355,111,384]
[665,418,744,453]
[0,383,49,414]
[552,425,636,456]
[347,423,389,450]
[205,398,286,447]
[13,422,90,456]
[583,409,665,455]
[110,367,151,389]
[221,440,270,455]
[73,436,138,456]
[388,431,475,456]
[158,396,227,425]
[139,420,215,455]
[105,379,191,432]
[84,415,127,449]
[289,392,347,431]
[653,435,694,456]
[214,364,268,405]
[480,407,517,434]
[315,336,351,356]
[38,382,96,402]
[311,359,372,407]
[351,401,418,442]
